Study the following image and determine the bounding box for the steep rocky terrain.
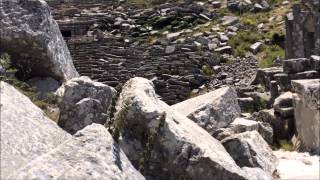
[0,0,319,180]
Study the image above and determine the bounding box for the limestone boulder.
[292,79,320,154]
[0,81,71,179]
[0,0,78,81]
[56,76,116,134]
[9,124,145,180]
[172,87,241,133]
[115,77,248,180]
[222,131,278,174]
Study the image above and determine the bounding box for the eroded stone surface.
[115,77,248,180]
[292,79,320,154]
[56,76,116,134]
[0,0,79,81]
[222,131,278,174]
[9,124,145,180]
[172,87,241,133]
[0,81,71,179]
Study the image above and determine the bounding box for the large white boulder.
[114,77,249,180]
[0,0,78,81]
[56,76,116,134]
[0,81,71,179]
[9,124,145,180]
[172,87,241,133]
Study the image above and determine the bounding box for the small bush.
[202,65,214,77]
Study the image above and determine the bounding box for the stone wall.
[68,38,212,104]
[285,1,320,58]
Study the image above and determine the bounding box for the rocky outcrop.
[0,81,71,179]
[115,77,248,180]
[172,87,241,133]
[222,131,278,175]
[292,79,320,154]
[56,76,116,134]
[0,0,79,81]
[9,124,145,180]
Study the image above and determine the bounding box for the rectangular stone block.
[283,58,311,73]
[292,79,320,154]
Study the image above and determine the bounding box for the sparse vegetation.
[0,52,56,116]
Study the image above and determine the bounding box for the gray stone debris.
[0,0,79,81]
[9,124,145,180]
[0,81,71,179]
[222,131,278,174]
[221,16,239,26]
[56,76,116,134]
[292,79,320,154]
[172,87,241,133]
[250,42,263,54]
[115,77,249,180]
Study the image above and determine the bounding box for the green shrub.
[202,65,214,77]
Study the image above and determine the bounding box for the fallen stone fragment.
[172,87,241,133]
[222,131,278,174]
[9,124,145,180]
[56,76,116,134]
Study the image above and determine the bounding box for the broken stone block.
[222,131,278,174]
[221,16,239,26]
[292,79,320,154]
[172,87,241,133]
[238,97,255,113]
[282,58,311,73]
[273,92,294,118]
[250,42,263,54]
[215,46,233,54]
[56,76,116,134]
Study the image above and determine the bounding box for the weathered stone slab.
[283,58,311,73]
[9,124,145,180]
[0,81,71,179]
[172,87,241,133]
[222,131,278,174]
